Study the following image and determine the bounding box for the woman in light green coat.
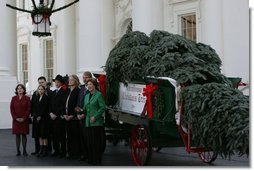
[81,78,106,165]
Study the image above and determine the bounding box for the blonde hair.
[69,74,80,87]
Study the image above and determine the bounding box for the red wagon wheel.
[131,124,152,166]
[198,151,218,164]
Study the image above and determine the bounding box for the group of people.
[10,71,107,165]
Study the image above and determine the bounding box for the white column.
[62,0,76,75]
[222,0,249,84]
[0,0,17,76]
[101,0,115,68]
[151,0,164,30]
[201,0,224,71]
[132,0,164,35]
[77,0,103,74]
[51,0,76,76]
[0,0,18,129]
[132,0,152,35]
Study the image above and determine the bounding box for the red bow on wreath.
[141,83,158,119]
[98,75,107,99]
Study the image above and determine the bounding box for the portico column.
[132,0,152,35]
[151,0,164,30]
[0,0,18,129]
[132,0,164,35]
[0,0,17,76]
[77,0,103,74]
[201,0,224,70]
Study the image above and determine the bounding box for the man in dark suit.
[75,71,92,161]
[49,75,67,157]
[31,76,52,155]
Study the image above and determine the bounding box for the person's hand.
[64,115,68,120]
[37,116,41,122]
[90,116,95,124]
[69,115,74,120]
[75,107,82,113]
[16,118,22,122]
[77,114,84,120]
[50,113,57,120]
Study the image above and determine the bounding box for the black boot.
[37,146,43,157]
[16,135,21,156]
[22,134,28,156]
[31,138,40,155]
[42,146,48,157]
[23,149,28,156]
[16,150,21,156]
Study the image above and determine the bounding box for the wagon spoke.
[131,125,152,166]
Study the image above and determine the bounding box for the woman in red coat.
[10,84,31,156]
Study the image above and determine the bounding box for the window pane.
[21,44,28,85]
[44,39,54,83]
[181,14,196,42]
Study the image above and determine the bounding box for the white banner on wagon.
[119,83,147,116]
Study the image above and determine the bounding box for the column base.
[0,76,17,129]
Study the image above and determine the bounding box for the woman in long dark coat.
[10,84,31,156]
[64,75,81,159]
[32,85,50,157]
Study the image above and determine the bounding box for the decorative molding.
[0,67,9,76]
[165,0,201,42]
[168,0,196,5]
[114,0,132,11]
[114,0,132,44]
[197,0,201,20]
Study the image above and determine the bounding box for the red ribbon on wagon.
[142,83,158,119]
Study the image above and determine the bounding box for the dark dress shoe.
[78,156,86,161]
[41,152,47,157]
[23,151,28,156]
[31,151,39,155]
[65,154,70,159]
[51,151,59,157]
[16,151,21,156]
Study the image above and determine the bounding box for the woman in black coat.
[64,75,81,159]
[31,85,50,157]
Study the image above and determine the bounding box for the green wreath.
[152,89,165,120]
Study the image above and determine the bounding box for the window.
[126,20,132,33]
[181,14,196,42]
[20,44,29,85]
[44,39,54,83]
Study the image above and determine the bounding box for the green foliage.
[181,83,249,158]
[105,31,150,85]
[106,30,226,86]
[152,89,165,120]
[105,31,150,105]
[105,30,249,157]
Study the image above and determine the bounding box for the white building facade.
[0,0,249,129]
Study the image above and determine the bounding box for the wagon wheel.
[152,147,162,152]
[131,124,152,166]
[198,151,218,164]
